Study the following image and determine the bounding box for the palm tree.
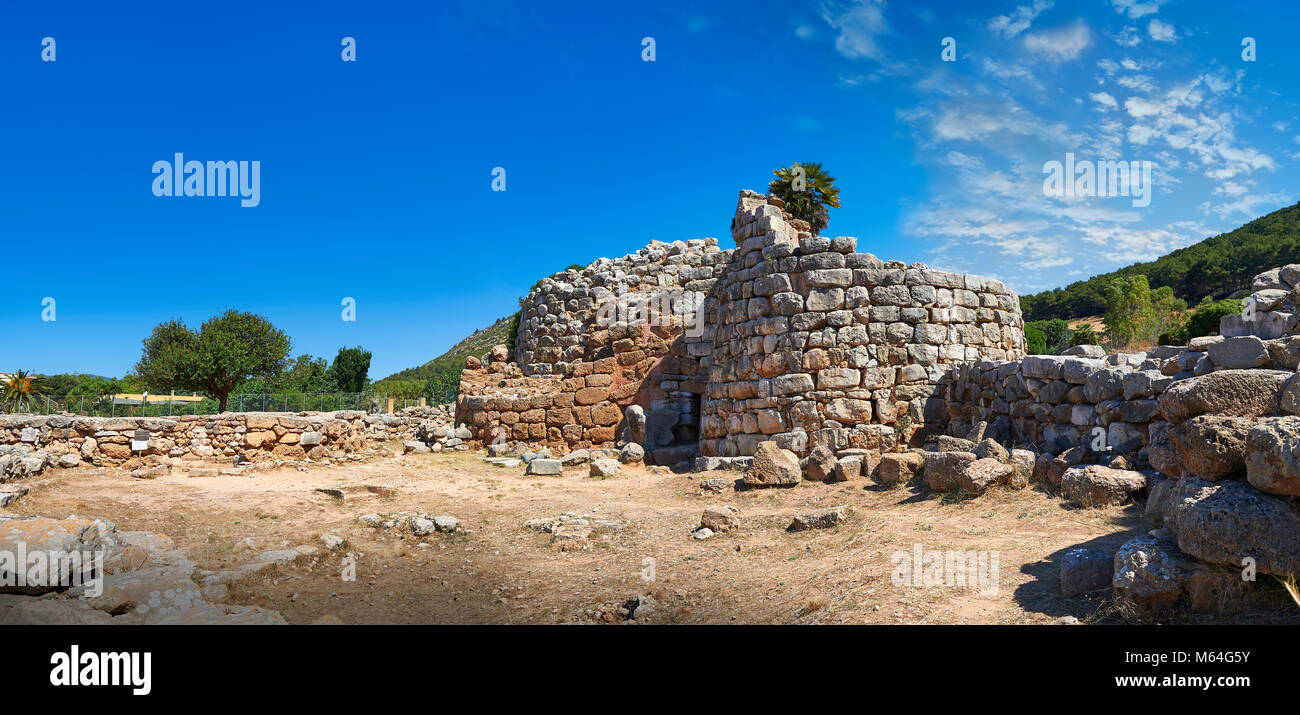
[3,370,45,412]
[768,162,841,235]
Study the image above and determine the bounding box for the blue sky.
[3,0,1298,380]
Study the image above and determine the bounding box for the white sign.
[131,440,149,452]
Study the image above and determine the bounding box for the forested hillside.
[1020,201,1300,321]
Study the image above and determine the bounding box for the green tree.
[1025,325,1047,355]
[281,354,332,393]
[768,162,841,235]
[1185,298,1243,339]
[1025,318,1072,354]
[135,311,291,412]
[1103,276,1154,348]
[1149,285,1187,342]
[327,346,372,393]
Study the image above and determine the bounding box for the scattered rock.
[788,505,852,531]
[743,442,801,486]
[699,505,740,533]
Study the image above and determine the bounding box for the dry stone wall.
[699,190,1026,458]
[0,410,421,474]
[457,189,1027,461]
[933,263,1300,615]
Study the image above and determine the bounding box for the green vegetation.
[373,313,520,402]
[1024,318,1071,355]
[3,370,45,411]
[135,310,291,412]
[1020,200,1300,321]
[1184,297,1243,340]
[768,162,841,235]
[327,346,372,393]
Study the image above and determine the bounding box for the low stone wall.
[0,410,422,472]
[457,346,628,457]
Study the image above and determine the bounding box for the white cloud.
[1110,0,1166,19]
[988,0,1054,39]
[1116,26,1141,47]
[1023,20,1093,62]
[1148,18,1176,42]
[822,0,889,60]
[1089,91,1118,109]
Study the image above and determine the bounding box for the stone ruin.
[455,191,1300,617]
[456,189,1026,466]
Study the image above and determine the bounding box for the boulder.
[525,458,563,476]
[1007,449,1035,489]
[618,442,645,464]
[1169,415,1251,480]
[830,456,862,482]
[802,445,836,482]
[743,442,801,486]
[1060,548,1113,597]
[876,451,924,486]
[1157,478,1300,576]
[972,438,1009,463]
[1244,417,1300,496]
[1061,344,1106,359]
[699,505,740,533]
[1112,533,1190,615]
[788,505,852,531]
[1156,369,1290,424]
[921,452,976,491]
[1206,335,1270,369]
[589,458,621,478]
[1059,465,1147,507]
[958,458,1013,494]
[1146,421,1182,478]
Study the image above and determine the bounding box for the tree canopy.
[135,310,291,412]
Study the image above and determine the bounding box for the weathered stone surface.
[1206,335,1269,369]
[1059,465,1146,507]
[922,451,976,492]
[958,458,1013,494]
[1003,452,1034,491]
[1155,478,1300,576]
[619,442,645,463]
[700,505,740,533]
[877,451,923,486]
[1156,369,1289,424]
[743,442,801,486]
[1244,417,1300,496]
[589,458,621,477]
[972,438,1009,463]
[525,458,563,476]
[802,445,836,481]
[1060,547,1113,597]
[1113,533,1190,615]
[788,505,852,531]
[1169,415,1251,480]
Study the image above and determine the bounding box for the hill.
[1020,201,1300,321]
[374,314,519,399]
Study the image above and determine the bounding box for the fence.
[0,391,459,417]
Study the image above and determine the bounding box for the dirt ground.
[8,445,1299,625]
